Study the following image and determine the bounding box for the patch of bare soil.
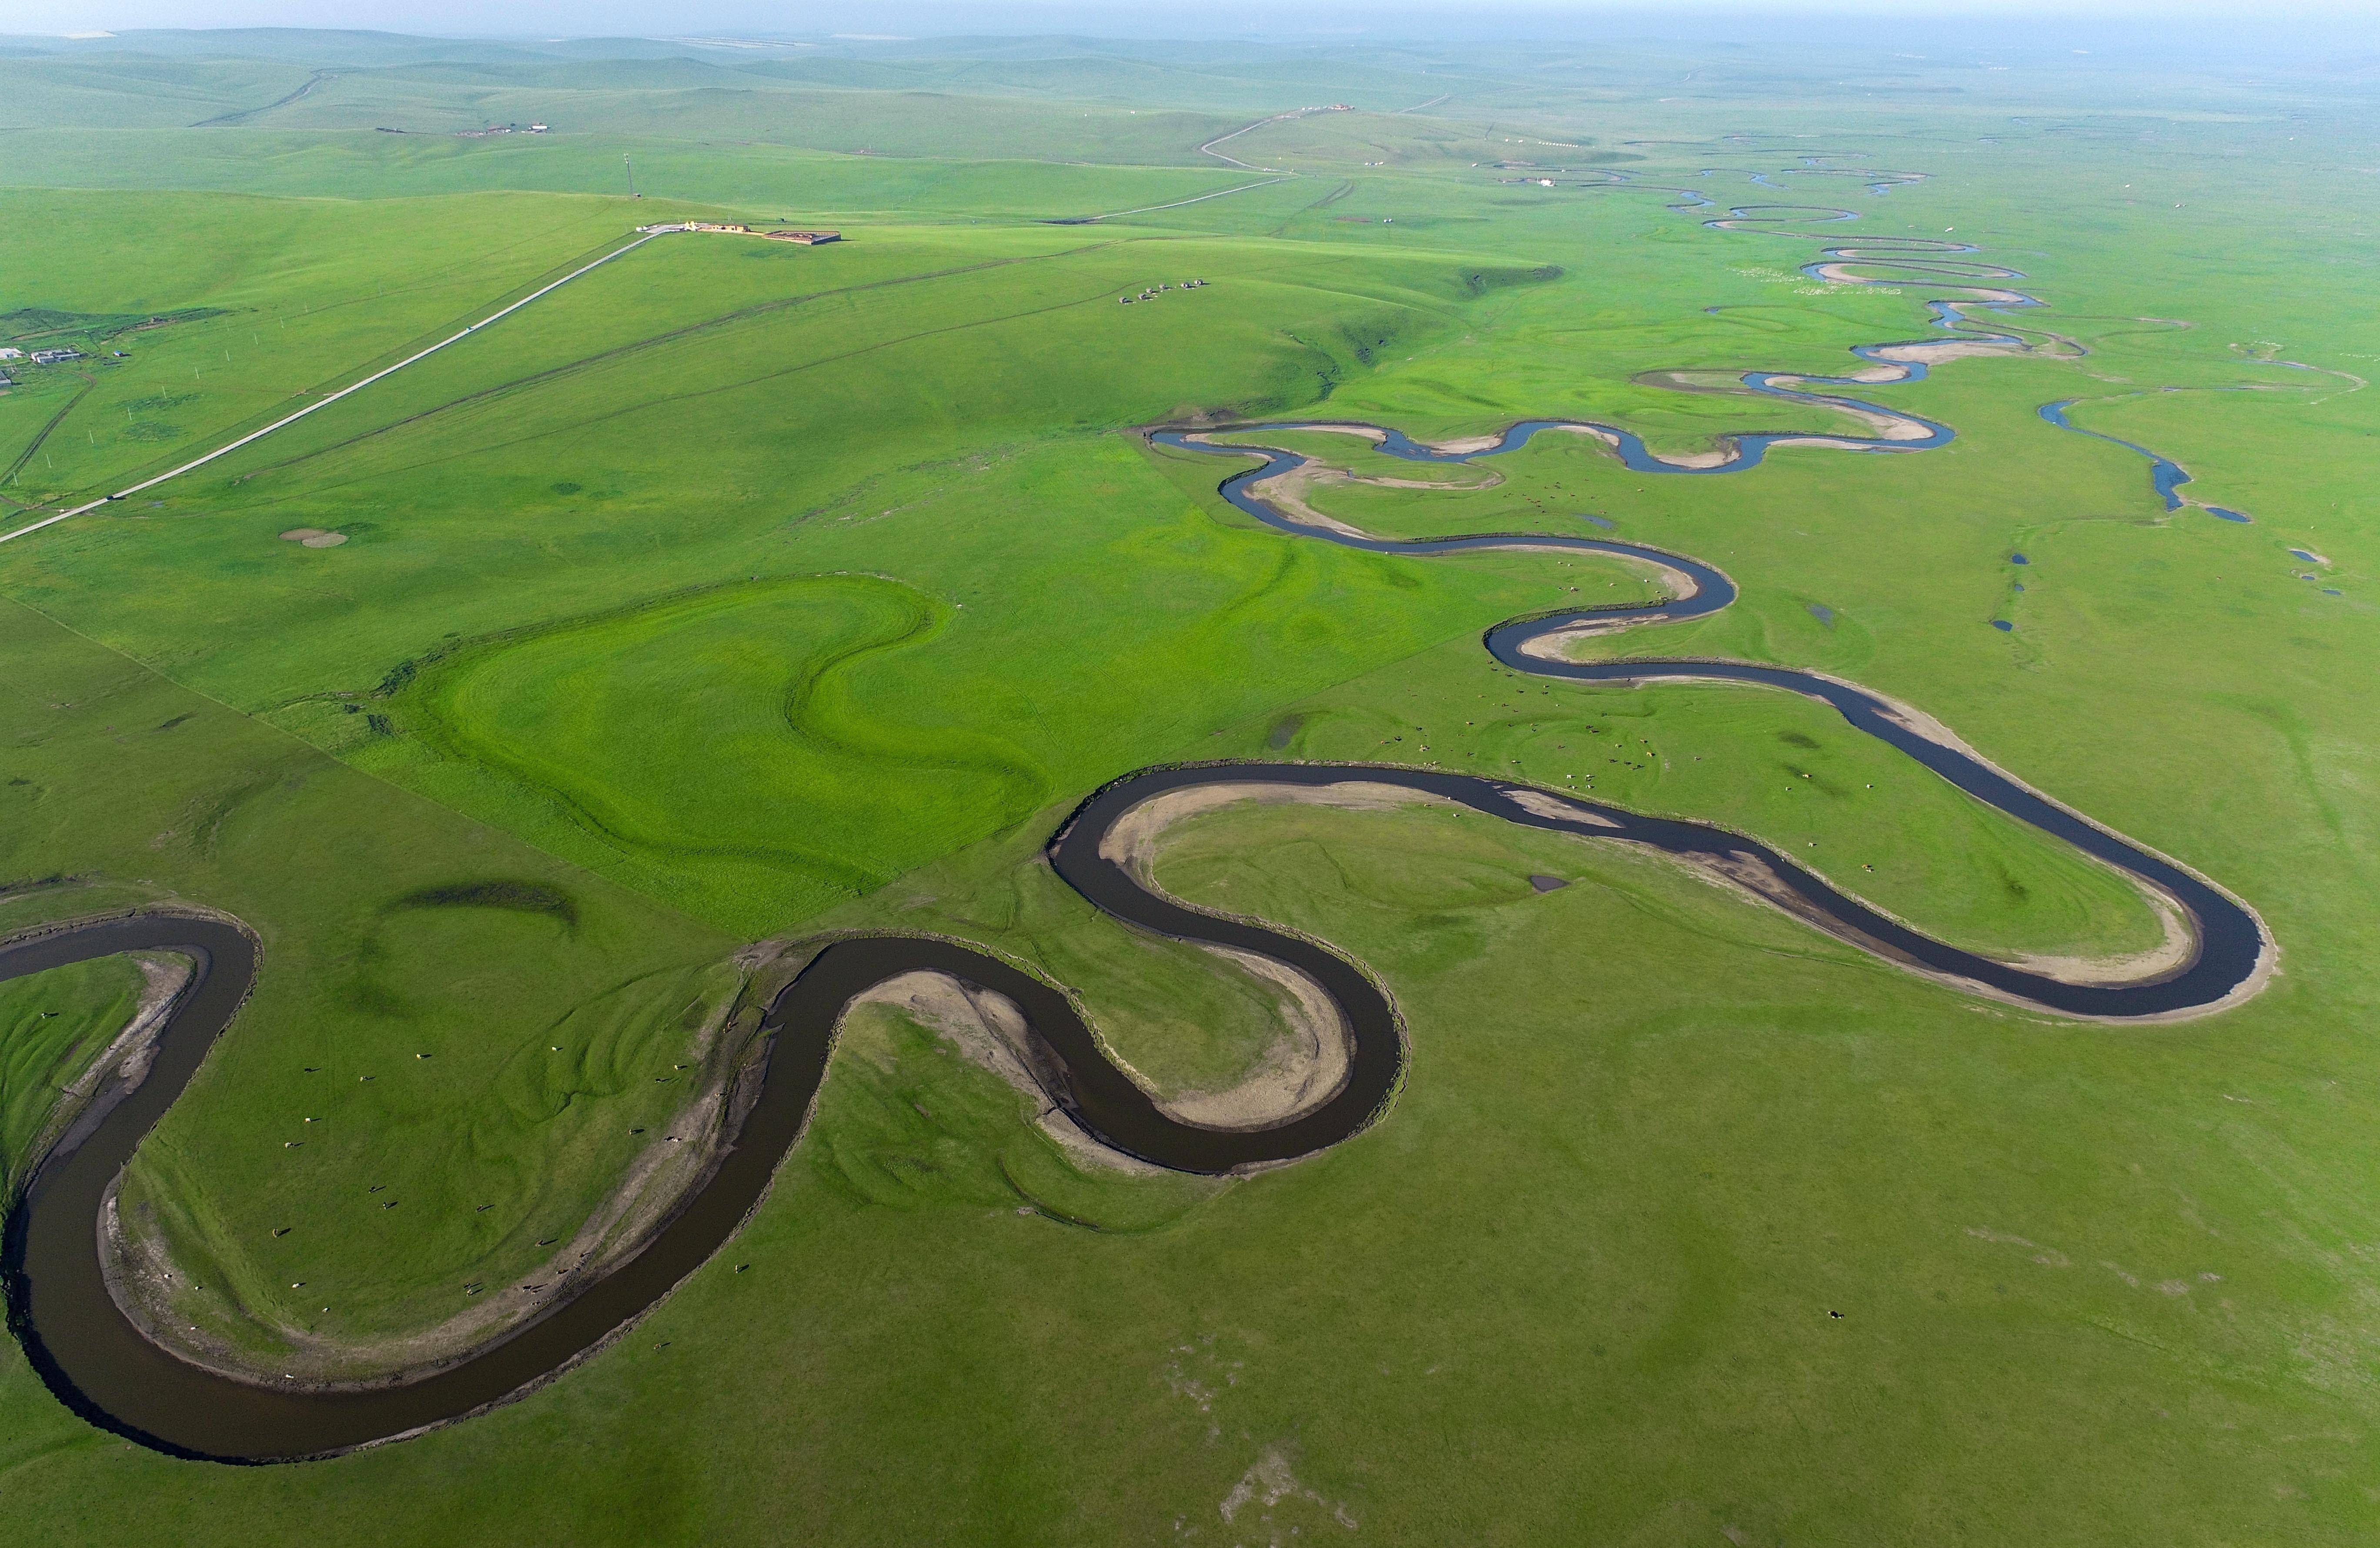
[1098,780,1451,882]
[1219,1442,1359,1533]
[1157,943,1351,1129]
[1865,338,2029,367]
[1503,788,1623,828]
[849,970,1165,1174]
[1760,395,1936,441]
[1274,422,1387,444]
[1095,781,1444,1124]
[1650,443,1742,467]
[1424,432,1508,454]
[1238,463,1377,537]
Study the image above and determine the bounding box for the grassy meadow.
[0,953,146,1200]
[1,27,2378,1546]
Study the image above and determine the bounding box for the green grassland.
[0,953,146,1199]
[2,27,2378,1546]
[1,600,748,1374]
[0,127,1267,214]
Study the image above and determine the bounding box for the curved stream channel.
[3,179,2271,1464]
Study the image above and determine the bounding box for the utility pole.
[624,153,638,199]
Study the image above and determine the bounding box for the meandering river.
[0,167,2271,1464]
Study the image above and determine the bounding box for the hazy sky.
[7,0,2373,42]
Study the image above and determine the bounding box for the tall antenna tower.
[624,153,638,198]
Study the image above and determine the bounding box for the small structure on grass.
[640,222,842,244]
